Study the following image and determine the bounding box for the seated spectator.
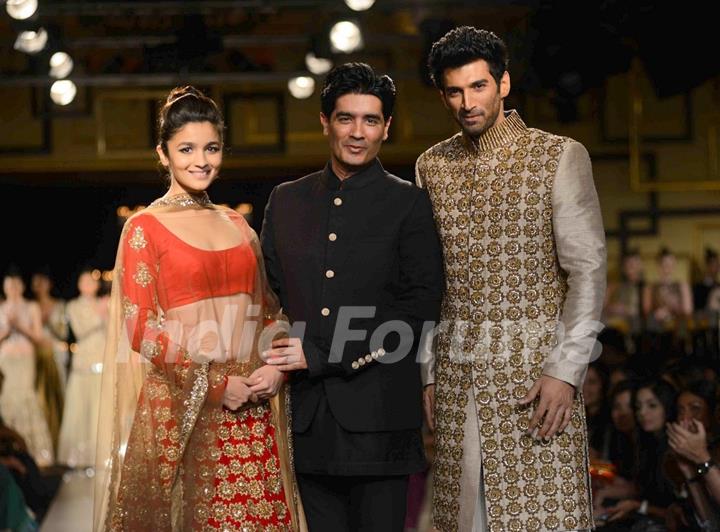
[609,365,638,389]
[600,379,680,529]
[604,249,645,336]
[585,361,612,458]
[667,381,720,530]
[0,464,37,531]
[593,380,638,519]
[609,380,638,481]
[693,248,719,312]
[599,327,633,364]
[707,286,720,312]
[0,370,61,522]
[660,357,713,391]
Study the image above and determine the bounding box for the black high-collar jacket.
[261,159,444,433]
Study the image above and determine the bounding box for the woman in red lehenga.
[93,86,305,531]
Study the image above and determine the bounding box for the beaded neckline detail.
[149,192,212,208]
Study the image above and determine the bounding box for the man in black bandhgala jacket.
[260,62,444,531]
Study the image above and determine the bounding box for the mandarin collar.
[320,158,385,191]
[461,110,527,153]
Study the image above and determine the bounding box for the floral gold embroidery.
[129,225,148,251]
[133,261,153,288]
[122,296,139,319]
[140,339,161,360]
[208,404,292,530]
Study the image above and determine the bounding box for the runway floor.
[40,470,92,532]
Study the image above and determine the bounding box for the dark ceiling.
[0,0,717,146]
[1,0,716,99]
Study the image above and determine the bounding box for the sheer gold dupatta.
[94,196,305,531]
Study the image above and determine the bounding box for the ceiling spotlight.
[287,76,315,99]
[50,79,77,106]
[49,52,74,79]
[344,0,375,11]
[330,21,363,53]
[305,52,333,75]
[5,0,38,20]
[14,28,48,54]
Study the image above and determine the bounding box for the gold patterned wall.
[0,81,456,173]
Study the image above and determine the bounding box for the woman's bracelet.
[695,459,716,478]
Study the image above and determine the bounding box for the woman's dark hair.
[31,268,59,298]
[609,379,639,427]
[588,361,610,398]
[3,264,23,280]
[427,26,508,90]
[633,378,678,428]
[32,266,52,279]
[632,378,678,505]
[320,62,396,121]
[607,379,638,479]
[157,85,224,156]
[78,266,97,277]
[619,248,641,281]
[706,247,718,263]
[680,379,718,420]
[621,248,641,261]
[609,378,638,408]
[657,246,673,261]
[586,361,612,453]
[661,357,710,391]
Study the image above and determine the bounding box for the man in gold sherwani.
[416,26,606,532]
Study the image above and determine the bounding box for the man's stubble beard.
[458,97,502,140]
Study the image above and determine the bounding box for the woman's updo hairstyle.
[157,86,224,156]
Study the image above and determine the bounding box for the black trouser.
[297,473,409,532]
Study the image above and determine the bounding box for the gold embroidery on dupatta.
[170,363,210,528]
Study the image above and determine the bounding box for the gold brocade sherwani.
[416,111,606,532]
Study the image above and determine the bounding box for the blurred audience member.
[600,379,679,529]
[667,381,720,529]
[585,361,612,458]
[644,248,693,332]
[0,464,37,531]
[0,370,61,523]
[57,268,107,468]
[661,357,716,391]
[605,249,645,335]
[609,365,637,389]
[0,268,54,467]
[694,248,719,312]
[608,380,638,481]
[30,271,66,453]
